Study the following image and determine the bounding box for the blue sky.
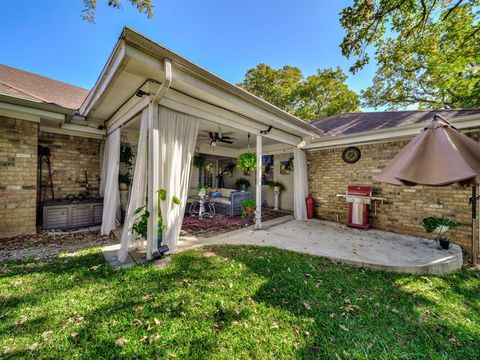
[0,0,377,105]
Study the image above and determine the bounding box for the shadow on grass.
[1,245,479,358]
[210,244,480,359]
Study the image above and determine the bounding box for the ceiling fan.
[198,129,235,147]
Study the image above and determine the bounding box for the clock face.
[342,147,361,164]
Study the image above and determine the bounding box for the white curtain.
[157,106,199,252]
[101,128,121,235]
[117,110,148,262]
[294,147,308,220]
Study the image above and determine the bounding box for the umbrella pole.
[472,185,478,267]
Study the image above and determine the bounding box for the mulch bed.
[181,208,291,238]
[0,231,117,261]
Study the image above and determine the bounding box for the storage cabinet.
[42,200,104,230]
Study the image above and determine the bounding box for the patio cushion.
[220,188,235,198]
[214,197,231,205]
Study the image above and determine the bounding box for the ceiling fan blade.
[219,139,234,144]
[221,136,234,140]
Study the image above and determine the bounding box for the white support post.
[146,101,159,259]
[255,134,262,229]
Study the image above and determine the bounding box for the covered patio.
[85,27,317,262]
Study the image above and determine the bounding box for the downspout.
[146,58,172,260]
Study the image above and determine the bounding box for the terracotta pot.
[246,207,253,214]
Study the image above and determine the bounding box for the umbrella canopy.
[374,117,480,186]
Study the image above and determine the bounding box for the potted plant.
[237,152,256,175]
[269,181,286,211]
[118,173,131,191]
[197,184,209,198]
[132,189,181,256]
[120,144,134,167]
[241,198,256,222]
[269,181,286,193]
[235,178,251,191]
[422,216,460,249]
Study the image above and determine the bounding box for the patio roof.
[79,27,320,145]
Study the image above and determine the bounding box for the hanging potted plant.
[120,144,134,167]
[132,189,181,256]
[118,173,131,191]
[237,152,256,175]
[422,216,460,249]
[235,178,251,191]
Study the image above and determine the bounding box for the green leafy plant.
[422,216,460,237]
[241,198,256,217]
[193,155,206,169]
[235,178,251,191]
[288,156,294,171]
[120,144,134,167]
[197,184,209,192]
[237,152,257,173]
[118,173,131,186]
[269,181,286,192]
[132,189,181,240]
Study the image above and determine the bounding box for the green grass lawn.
[1,245,479,359]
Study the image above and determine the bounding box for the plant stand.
[274,190,280,211]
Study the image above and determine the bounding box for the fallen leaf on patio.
[339,324,349,332]
[305,331,310,336]
[140,336,148,344]
[70,332,79,338]
[115,337,127,347]
[89,265,101,270]
[133,319,143,326]
[303,302,312,310]
[153,317,161,325]
[330,313,336,318]
[344,298,351,304]
[18,315,28,325]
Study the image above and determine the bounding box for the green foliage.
[340,0,480,109]
[269,181,286,192]
[132,189,181,240]
[235,178,251,190]
[239,64,360,120]
[197,184,209,192]
[288,156,294,171]
[236,152,257,172]
[241,198,256,217]
[1,245,479,358]
[120,144,134,167]
[422,216,460,235]
[81,0,154,23]
[193,155,206,169]
[118,173,131,186]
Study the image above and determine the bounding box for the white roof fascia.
[78,39,127,116]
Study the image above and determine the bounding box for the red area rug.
[181,208,291,238]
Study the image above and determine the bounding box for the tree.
[340,0,480,109]
[81,0,154,22]
[239,64,360,121]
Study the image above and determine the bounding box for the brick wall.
[38,132,101,201]
[307,137,479,254]
[0,117,38,237]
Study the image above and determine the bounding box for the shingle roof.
[310,109,480,137]
[0,64,89,110]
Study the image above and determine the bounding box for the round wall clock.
[342,147,361,164]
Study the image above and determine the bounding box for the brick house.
[1,27,480,256]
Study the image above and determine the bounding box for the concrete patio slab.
[177,219,463,274]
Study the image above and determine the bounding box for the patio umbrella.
[373,115,480,265]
